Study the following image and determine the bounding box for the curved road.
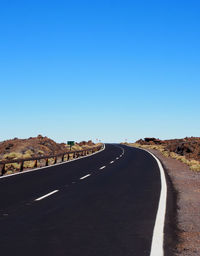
[0,144,169,256]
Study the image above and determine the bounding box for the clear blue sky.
[1,0,200,143]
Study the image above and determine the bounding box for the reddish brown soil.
[0,136,95,160]
[0,135,66,160]
[77,140,95,147]
[136,137,200,161]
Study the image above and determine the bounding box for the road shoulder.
[147,148,200,256]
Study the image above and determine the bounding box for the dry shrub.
[6,170,13,175]
[37,150,44,155]
[71,145,82,151]
[48,158,55,165]
[189,159,199,165]
[126,143,200,172]
[68,153,73,160]
[190,164,200,171]
[5,163,20,172]
[23,160,35,169]
[3,152,23,160]
[162,151,170,157]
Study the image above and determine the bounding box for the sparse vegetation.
[125,141,200,172]
[3,152,23,160]
[4,162,21,172]
[0,136,100,175]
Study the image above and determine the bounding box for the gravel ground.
[148,149,200,256]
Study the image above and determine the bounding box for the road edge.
[145,149,167,256]
[125,145,167,256]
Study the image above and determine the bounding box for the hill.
[0,135,96,161]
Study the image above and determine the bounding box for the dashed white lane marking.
[99,166,106,170]
[80,174,91,180]
[35,190,59,201]
[110,161,114,164]
[118,146,125,156]
[116,157,119,160]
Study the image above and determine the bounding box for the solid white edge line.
[99,166,106,170]
[35,190,59,201]
[127,145,167,256]
[80,174,91,180]
[147,150,167,256]
[0,144,106,179]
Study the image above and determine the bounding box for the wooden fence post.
[1,164,5,176]
[0,148,100,175]
[62,155,65,162]
[34,160,37,168]
[20,161,24,172]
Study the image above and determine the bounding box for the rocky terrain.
[135,137,200,161]
[0,135,96,161]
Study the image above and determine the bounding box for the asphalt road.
[0,144,164,256]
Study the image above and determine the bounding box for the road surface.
[0,144,168,256]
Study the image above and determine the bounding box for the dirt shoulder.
[147,148,200,256]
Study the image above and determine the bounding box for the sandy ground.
[147,149,200,256]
